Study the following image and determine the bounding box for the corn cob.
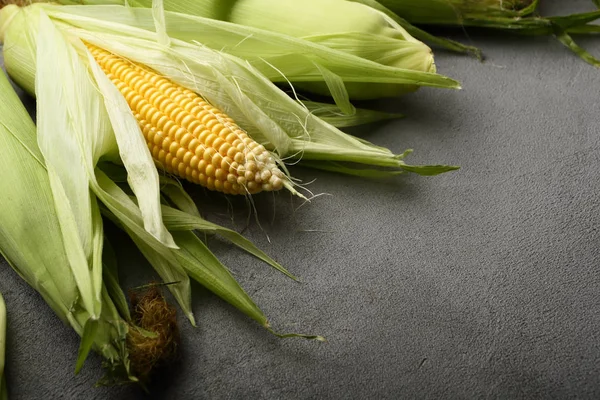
[87,44,285,195]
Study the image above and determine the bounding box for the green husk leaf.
[566,24,600,34]
[36,11,102,320]
[298,161,405,178]
[159,176,202,218]
[171,231,269,327]
[549,10,600,31]
[172,231,324,342]
[555,30,600,68]
[0,67,76,322]
[160,206,296,280]
[151,0,170,46]
[313,62,355,115]
[93,170,196,326]
[103,240,131,321]
[302,101,403,128]
[75,318,99,374]
[299,156,458,176]
[0,5,37,95]
[87,46,177,248]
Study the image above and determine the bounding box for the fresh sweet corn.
[0,6,323,383]
[87,44,285,195]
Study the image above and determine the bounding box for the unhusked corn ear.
[86,43,285,195]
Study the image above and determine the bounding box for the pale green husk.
[0,291,6,400]
[54,0,460,104]
[0,64,132,378]
[304,101,403,128]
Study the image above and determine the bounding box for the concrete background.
[1,0,599,398]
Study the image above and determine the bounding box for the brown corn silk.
[127,286,179,381]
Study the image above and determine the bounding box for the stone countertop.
[1,0,599,398]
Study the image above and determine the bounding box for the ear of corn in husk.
[2,4,205,331]
[352,0,600,68]
[0,3,322,384]
[0,291,5,400]
[52,0,460,107]
[0,1,328,338]
[13,4,181,336]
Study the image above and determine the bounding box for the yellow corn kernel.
[86,43,285,195]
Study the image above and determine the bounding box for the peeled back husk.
[0,65,134,380]
[0,3,326,341]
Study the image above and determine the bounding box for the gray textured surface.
[1,0,600,398]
